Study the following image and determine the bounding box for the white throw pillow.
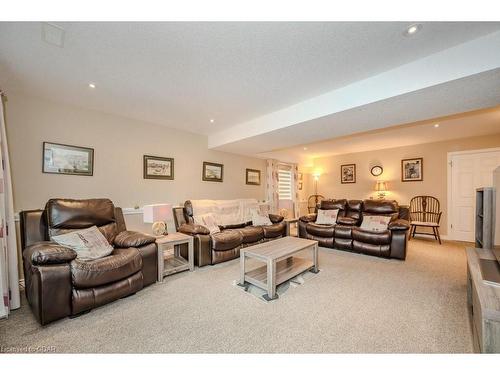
[193,213,220,234]
[250,209,272,226]
[360,215,391,232]
[51,226,114,261]
[315,209,339,225]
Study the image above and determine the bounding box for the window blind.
[278,167,292,200]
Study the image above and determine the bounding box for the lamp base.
[377,193,386,200]
[152,221,168,236]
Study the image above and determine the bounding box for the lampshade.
[375,181,388,192]
[143,203,173,223]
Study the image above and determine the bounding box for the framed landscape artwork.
[401,158,423,182]
[341,164,356,184]
[143,155,174,180]
[246,168,261,185]
[42,142,94,176]
[203,162,223,182]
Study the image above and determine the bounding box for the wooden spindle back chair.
[409,195,442,244]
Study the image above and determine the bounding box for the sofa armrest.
[299,214,317,223]
[337,216,358,226]
[179,223,210,235]
[269,214,284,223]
[218,222,246,230]
[388,219,410,231]
[114,231,156,248]
[24,241,77,265]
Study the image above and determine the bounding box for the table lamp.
[143,203,173,236]
[375,181,388,199]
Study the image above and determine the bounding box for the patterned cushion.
[51,226,114,261]
[360,215,391,232]
[250,209,272,226]
[316,209,339,225]
[194,213,220,234]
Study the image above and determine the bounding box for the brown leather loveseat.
[20,198,158,325]
[174,200,286,267]
[299,199,410,260]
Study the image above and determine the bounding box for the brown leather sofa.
[299,199,410,260]
[173,200,286,267]
[20,198,158,325]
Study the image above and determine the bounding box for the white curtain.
[266,159,280,214]
[292,163,300,219]
[0,93,20,318]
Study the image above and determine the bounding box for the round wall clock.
[370,166,383,176]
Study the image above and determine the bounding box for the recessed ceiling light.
[88,83,96,89]
[210,119,215,123]
[303,147,308,151]
[434,123,440,128]
[404,23,422,37]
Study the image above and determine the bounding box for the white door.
[449,149,500,242]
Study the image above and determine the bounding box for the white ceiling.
[210,30,500,154]
[222,66,500,161]
[1,21,500,139]
[260,105,500,165]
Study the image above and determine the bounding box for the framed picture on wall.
[143,155,174,180]
[42,142,94,176]
[203,161,224,182]
[246,168,261,185]
[341,164,356,184]
[401,158,423,182]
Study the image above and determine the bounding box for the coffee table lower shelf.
[243,257,314,293]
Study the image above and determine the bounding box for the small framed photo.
[401,158,423,182]
[299,182,303,190]
[203,162,223,182]
[246,168,261,185]
[341,164,356,184]
[143,155,174,180]
[298,172,303,181]
[43,142,94,176]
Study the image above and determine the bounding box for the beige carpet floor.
[0,238,473,353]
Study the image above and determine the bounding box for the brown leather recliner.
[299,199,410,260]
[173,200,286,267]
[20,198,158,325]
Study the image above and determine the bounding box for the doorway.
[448,148,500,242]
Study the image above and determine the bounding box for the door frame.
[447,147,500,241]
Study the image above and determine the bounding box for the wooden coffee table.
[238,236,319,300]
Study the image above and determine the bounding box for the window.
[278,166,293,200]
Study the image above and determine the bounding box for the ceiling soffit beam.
[208,31,500,149]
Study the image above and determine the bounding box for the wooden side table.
[156,232,194,282]
[284,218,299,237]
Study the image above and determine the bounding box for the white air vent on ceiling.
[41,22,65,48]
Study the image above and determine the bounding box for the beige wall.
[308,134,500,236]
[7,92,269,279]
[5,92,266,213]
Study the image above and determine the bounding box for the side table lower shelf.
[156,232,194,282]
